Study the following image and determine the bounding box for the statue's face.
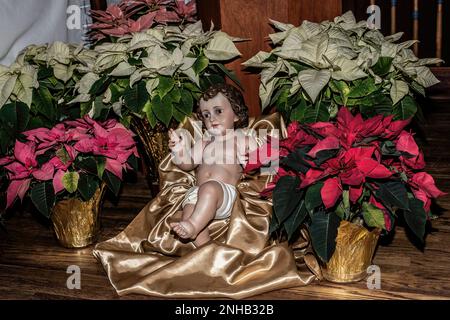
[199,93,239,136]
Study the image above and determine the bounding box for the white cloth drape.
[0,0,91,66]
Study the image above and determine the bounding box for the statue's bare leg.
[170,181,223,244]
[193,228,211,247]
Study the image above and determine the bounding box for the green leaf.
[284,200,308,240]
[78,174,99,201]
[372,56,394,76]
[313,149,339,167]
[358,93,393,117]
[330,80,350,94]
[152,95,173,127]
[305,182,324,213]
[192,55,209,75]
[124,81,149,114]
[92,96,108,119]
[30,182,55,218]
[80,102,92,117]
[88,75,110,95]
[143,100,157,128]
[108,83,124,104]
[177,89,194,115]
[63,171,80,194]
[289,105,306,122]
[272,84,289,111]
[0,127,13,154]
[32,87,56,122]
[157,77,175,99]
[303,102,330,123]
[375,181,410,211]
[333,94,344,106]
[26,116,47,130]
[0,101,30,132]
[116,78,130,88]
[127,154,139,172]
[381,140,401,156]
[96,157,106,180]
[309,211,340,263]
[104,170,121,196]
[289,99,307,122]
[37,66,53,80]
[40,76,64,91]
[280,147,311,174]
[335,190,351,220]
[75,156,97,175]
[404,198,427,241]
[167,87,181,104]
[273,176,302,225]
[172,107,186,122]
[362,202,386,229]
[183,82,202,93]
[393,95,417,120]
[348,78,378,98]
[269,214,280,235]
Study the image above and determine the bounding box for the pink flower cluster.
[89,0,197,41]
[0,116,139,209]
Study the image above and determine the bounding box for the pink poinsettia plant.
[245,107,446,262]
[0,116,139,218]
[89,0,196,42]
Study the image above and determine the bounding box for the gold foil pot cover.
[322,220,381,283]
[51,185,106,248]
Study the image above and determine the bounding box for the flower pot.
[321,221,381,283]
[130,116,171,195]
[51,184,106,248]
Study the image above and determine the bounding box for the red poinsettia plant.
[246,107,446,262]
[89,0,196,42]
[0,116,139,218]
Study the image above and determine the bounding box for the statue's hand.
[168,129,186,153]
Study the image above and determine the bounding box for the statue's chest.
[202,138,237,165]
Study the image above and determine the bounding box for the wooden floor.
[1,100,449,300]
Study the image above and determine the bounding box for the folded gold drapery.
[93,113,320,299]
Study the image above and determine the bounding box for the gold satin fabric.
[93,113,320,299]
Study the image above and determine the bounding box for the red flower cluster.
[89,0,197,41]
[258,108,445,230]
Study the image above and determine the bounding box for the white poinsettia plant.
[0,42,97,109]
[0,42,98,155]
[71,20,242,128]
[243,11,442,123]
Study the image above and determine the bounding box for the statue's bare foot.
[170,220,197,239]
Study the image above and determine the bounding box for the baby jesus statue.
[168,83,259,247]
